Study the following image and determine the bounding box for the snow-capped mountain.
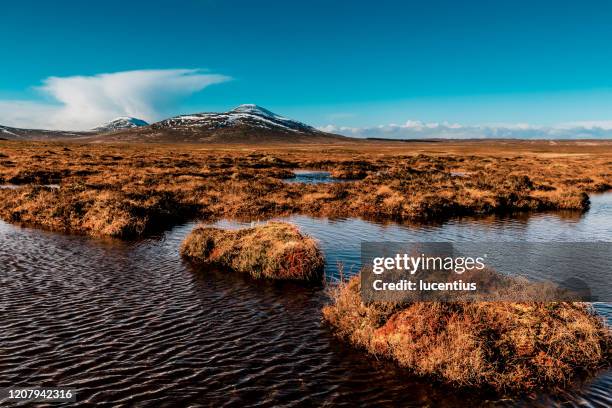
[152,104,317,134]
[94,117,149,132]
[0,105,346,143]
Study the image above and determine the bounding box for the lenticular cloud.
[0,69,231,130]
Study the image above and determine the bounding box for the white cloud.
[0,69,231,130]
[556,120,612,130]
[319,120,612,139]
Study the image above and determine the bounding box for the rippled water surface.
[1,195,611,407]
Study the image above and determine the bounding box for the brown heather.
[0,139,610,238]
[180,222,324,281]
[322,275,612,392]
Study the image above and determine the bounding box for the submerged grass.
[322,275,612,392]
[0,140,610,238]
[181,222,324,281]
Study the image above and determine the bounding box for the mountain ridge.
[0,125,90,140]
[95,104,347,143]
[0,105,348,144]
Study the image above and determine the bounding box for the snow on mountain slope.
[94,117,149,132]
[0,125,88,139]
[0,126,18,137]
[152,104,317,133]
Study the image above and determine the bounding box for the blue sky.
[2,0,612,136]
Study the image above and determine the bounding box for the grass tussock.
[181,222,324,281]
[0,140,610,238]
[0,185,196,238]
[322,275,612,392]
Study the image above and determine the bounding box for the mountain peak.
[229,104,284,119]
[94,117,149,132]
[137,104,348,144]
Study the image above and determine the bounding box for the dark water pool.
[0,195,610,407]
[283,170,344,184]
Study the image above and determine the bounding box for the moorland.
[0,139,610,239]
[1,137,611,393]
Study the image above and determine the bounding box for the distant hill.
[0,125,90,140]
[0,105,348,144]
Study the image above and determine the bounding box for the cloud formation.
[319,120,612,139]
[0,69,231,130]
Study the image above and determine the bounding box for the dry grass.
[322,275,612,392]
[0,139,610,238]
[181,222,324,281]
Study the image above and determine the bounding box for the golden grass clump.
[0,185,195,238]
[322,275,612,392]
[181,222,324,281]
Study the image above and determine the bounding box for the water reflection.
[213,193,612,280]
[0,194,610,406]
[0,184,60,189]
[283,170,345,184]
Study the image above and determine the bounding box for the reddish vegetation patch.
[180,222,324,281]
[322,275,612,392]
